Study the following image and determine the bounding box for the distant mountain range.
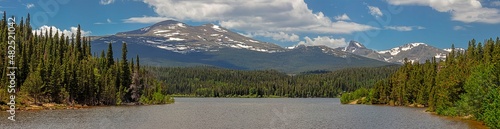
[90,20,460,73]
[337,41,463,63]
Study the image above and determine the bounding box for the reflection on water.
[1,98,477,129]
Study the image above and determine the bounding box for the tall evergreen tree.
[76,24,82,60]
[121,42,131,102]
[136,54,140,72]
[106,42,114,68]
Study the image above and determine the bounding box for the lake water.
[1,98,478,129]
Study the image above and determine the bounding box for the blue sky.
[2,0,500,50]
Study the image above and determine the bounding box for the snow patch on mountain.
[140,27,150,31]
[156,44,212,54]
[212,25,227,33]
[402,43,427,51]
[168,37,185,41]
[378,49,401,56]
[444,48,465,52]
[378,43,427,56]
[177,23,186,28]
[384,57,393,62]
[354,42,362,48]
[435,53,447,58]
[286,45,298,49]
[248,39,259,43]
[219,42,277,53]
[153,30,171,34]
[146,40,162,44]
[155,32,181,37]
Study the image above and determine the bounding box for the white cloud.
[386,0,500,24]
[95,18,114,24]
[100,0,115,5]
[26,3,34,9]
[416,26,426,29]
[368,6,383,17]
[33,25,92,38]
[492,1,500,6]
[246,32,300,42]
[384,26,425,31]
[453,26,466,30]
[137,0,377,37]
[298,36,347,49]
[385,26,412,31]
[221,20,376,34]
[334,13,350,21]
[123,16,174,24]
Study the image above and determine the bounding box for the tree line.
[342,38,500,128]
[0,13,173,106]
[147,65,399,98]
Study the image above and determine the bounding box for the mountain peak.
[151,20,187,28]
[154,20,183,25]
[347,40,366,49]
[341,40,366,52]
[116,20,187,35]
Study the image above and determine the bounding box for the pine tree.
[22,64,43,104]
[476,42,484,61]
[76,24,83,60]
[106,42,114,68]
[121,42,131,101]
[136,55,140,72]
[483,38,494,64]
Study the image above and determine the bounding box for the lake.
[1,98,479,129]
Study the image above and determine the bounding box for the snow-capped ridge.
[444,48,465,52]
[378,42,428,56]
[336,41,451,63]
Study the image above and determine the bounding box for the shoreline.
[0,102,171,112]
[1,96,331,111]
[344,99,488,129]
[1,103,91,111]
[426,112,488,129]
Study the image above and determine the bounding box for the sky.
[2,0,500,50]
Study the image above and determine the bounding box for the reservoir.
[1,98,477,129]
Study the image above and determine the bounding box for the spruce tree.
[106,42,114,68]
[121,42,131,102]
[76,24,82,60]
[136,55,140,72]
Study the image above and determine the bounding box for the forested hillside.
[148,65,399,97]
[342,38,500,128]
[0,13,173,106]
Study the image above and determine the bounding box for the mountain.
[90,20,392,73]
[339,41,453,63]
[336,41,388,61]
[113,20,284,53]
[377,43,449,63]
